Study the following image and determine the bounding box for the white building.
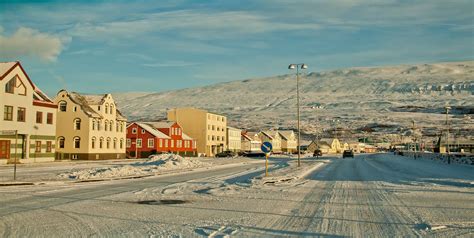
[0,61,57,164]
[54,90,127,160]
[226,126,241,152]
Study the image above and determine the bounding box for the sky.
[0,0,473,96]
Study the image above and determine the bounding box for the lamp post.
[445,106,451,160]
[288,63,308,167]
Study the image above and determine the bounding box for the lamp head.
[301,64,308,69]
[288,64,296,69]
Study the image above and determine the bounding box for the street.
[0,154,473,237]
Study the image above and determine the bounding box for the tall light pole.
[445,106,451,156]
[288,63,308,167]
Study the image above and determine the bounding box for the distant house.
[241,131,261,152]
[226,126,241,152]
[308,138,342,154]
[126,122,196,158]
[258,131,282,153]
[278,130,297,153]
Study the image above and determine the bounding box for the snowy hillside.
[113,61,474,137]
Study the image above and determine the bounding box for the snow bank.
[59,154,206,180]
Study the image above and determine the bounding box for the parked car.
[215,151,237,157]
[242,152,266,158]
[313,149,323,157]
[342,150,354,158]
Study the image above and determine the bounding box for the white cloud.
[0,27,70,62]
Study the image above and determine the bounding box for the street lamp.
[288,63,308,167]
[445,106,451,160]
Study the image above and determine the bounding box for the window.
[212,125,215,130]
[92,120,96,130]
[170,140,174,147]
[104,120,108,131]
[208,125,210,130]
[17,107,26,122]
[120,123,124,132]
[59,101,67,112]
[110,104,114,114]
[132,128,137,134]
[212,136,215,141]
[126,139,131,148]
[97,120,101,131]
[116,122,119,132]
[100,138,104,148]
[92,137,96,149]
[159,139,163,147]
[109,121,113,131]
[46,141,52,152]
[47,113,53,124]
[74,118,81,130]
[36,111,43,123]
[58,137,65,149]
[113,138,117,149]
[120,139,124,149]
[141,129,145,134]
[106,138,110,149]
[137,139,142,148]
[5,77,15,93]
[74,137,80,148]
[4,106,13,121]
[148,139,154,148]
[73,106,77,112]
[178,140,182,148]
[35,141,41,152]
[217,136,220,141]
[164,139,168,147]
[105,104,109,114]
[98,105,101,111]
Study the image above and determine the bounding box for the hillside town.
[1,61,473,165]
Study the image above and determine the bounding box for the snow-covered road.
[0,154,473,237]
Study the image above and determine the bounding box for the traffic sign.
[261,142,272,153]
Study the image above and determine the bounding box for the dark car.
[342,150,354,158]
[313,149,323,157]
[215,151,237,157]
[242,152,266,158]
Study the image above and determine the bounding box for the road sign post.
[261,142,273,177]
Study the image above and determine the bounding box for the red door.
[0,140,10,160]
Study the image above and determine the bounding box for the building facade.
[258,131,282,153]
[241,131,262,152]
[126,122,197,158]
[54,90,127,160]
[0,62,57,164]
[279,130,297,153]
[226,126,241,152]
[168,108,226,156]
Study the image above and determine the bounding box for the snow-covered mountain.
[113,61,474,138]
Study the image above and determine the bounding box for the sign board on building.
[0,130,17,136]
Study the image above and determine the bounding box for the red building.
[126,122,197,158]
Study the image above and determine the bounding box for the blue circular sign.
[261,142,273,153]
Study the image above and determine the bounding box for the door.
[0,140,11,160]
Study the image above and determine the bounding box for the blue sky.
[1,0,473,96]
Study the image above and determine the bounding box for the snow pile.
[59,154,207,180]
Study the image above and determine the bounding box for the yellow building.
[168,108,226,156]
[0,61,57,164]
[226,126,241,152]
[54,90,127,160]
[278,130,297,153]
[258,131,282,153]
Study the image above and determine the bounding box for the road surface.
[0,154,473,237]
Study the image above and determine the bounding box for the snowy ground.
[0,153,473,237]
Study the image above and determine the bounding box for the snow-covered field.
[0,153,473,237]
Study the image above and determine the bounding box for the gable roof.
[136,123,170,139]
[278,130,295,140]
[58,90,126,120]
